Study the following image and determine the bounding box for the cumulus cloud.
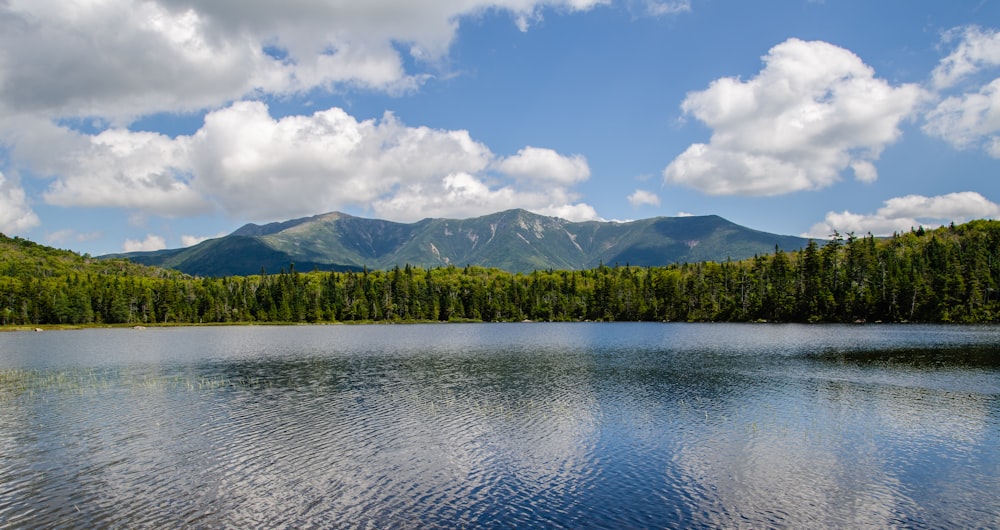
[496,146,590,184]
[930,26,1000,90]
[644,0,692,17]
[182,104,596,222]
[924,27,1000,158]
[0,1,280,122]
[803,192,1000,238]
[371,171,598,222]
[664,38,924,196]
[24,125,207,216]
[627,189,661,207]
[0,171,39,234]
[509,0,612,31]
[181,233,225,247]
[540,203,600,221]
[123,233,167,252]
[0,0,612,236]
[3,116,199,221]
[187,102,496,221]
[8,101,595,224]
[0,0,607,122]
[924,79,1000,155]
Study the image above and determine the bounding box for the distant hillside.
[106,209,810,275]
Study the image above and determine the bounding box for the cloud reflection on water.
[0,323,997,528]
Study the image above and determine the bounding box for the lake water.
[1,323,998,528]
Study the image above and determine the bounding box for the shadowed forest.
[3,220,999,326]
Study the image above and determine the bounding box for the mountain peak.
[112,210,809,276]
[230,211,352,237]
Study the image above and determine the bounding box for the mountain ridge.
[105,209,810,275]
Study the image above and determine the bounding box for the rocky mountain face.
[107,209,810,276]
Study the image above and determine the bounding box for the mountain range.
[106,209,810,276]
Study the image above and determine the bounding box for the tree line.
[2,220,999,326]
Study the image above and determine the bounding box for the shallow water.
[1,323,998,528]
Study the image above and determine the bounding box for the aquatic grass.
[0,368,112,400]
[0,368,270,400]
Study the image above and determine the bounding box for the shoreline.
[1,318,972,333]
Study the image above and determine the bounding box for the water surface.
[1,323,998,528]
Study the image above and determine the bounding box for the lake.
[1,322,998,528]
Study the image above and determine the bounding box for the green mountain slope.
[106,209,810,275]
[1,233,174,279]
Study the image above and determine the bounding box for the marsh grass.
[0,368,269,401]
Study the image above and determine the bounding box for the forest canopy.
[2,220,999,326]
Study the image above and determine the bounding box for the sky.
[1,0,999,256]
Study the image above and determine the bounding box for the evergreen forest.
[2,220,999,326]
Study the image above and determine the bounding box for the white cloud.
[0,1,280,122]
[664,38,924,196]
[181,233,225,247]
[0,0,607,122]
[880,191,1000,219]
[926,97,1000,153]
[923,27,1000,158]
[2,115,205,216]
[0,171,39,234]
[123,233,167,252]
[27,125,208,216]
[186,103,596,222]
[990,137,1000,158]
[187,102,495,221]
[644,0,691,16]
[538,203,600,221]
[510,0,612,31]
[627,189,661,207]
[850,160,879,183]
[9,101,595,224]
[803,191,1000,238]
[0,1,611,235]
[930,26,1000,90]
[371,171,598,222]
[496,146,590,184]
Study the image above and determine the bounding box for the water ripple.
[0,324,998,527]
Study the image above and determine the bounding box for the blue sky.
[1,0,999,256]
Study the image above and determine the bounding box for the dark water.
[0,323,998,528]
